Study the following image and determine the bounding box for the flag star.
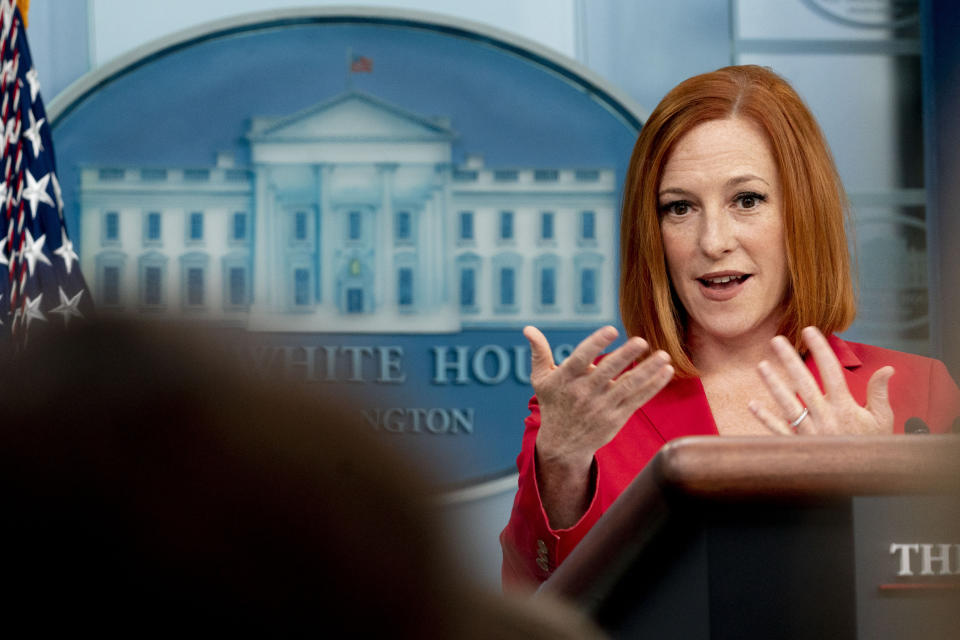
[23,169,54,219]
[53,226,78,274]
[25,66,40,102]
[23,293,46,330]
[0,236,7,266]
[23,109,44,157]
[50,173,64,213]
[0,58,13,86]
[22,228,52,275]
[50,287,84,328]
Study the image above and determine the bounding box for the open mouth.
[698,274,751,290]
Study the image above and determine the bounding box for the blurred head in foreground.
[0,321,602,638]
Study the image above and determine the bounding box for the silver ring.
[788,407,809,429]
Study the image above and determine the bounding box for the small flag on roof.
[350,54,373,73]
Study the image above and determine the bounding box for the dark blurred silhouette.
[0,321,602,637]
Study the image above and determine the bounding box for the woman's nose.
[697,209,737,258]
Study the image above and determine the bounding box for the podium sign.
[854,495,960,639]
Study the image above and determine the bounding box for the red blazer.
[500,336,960,588]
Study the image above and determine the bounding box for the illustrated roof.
[247,90,458,142]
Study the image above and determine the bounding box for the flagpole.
[345,46,352,91]
[15,0,26,27]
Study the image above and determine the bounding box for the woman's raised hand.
[749,326,895,436]
[526,325,675,470]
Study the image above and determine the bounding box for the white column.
[377,163,397,312]
[313,164,324,304]
[420,195,435,308]
[251,165,273,312]
[436,164,452,307]
[429,186,443,307]
[267,182,280,312]
[320,165,336,311]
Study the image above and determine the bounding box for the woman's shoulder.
[831,335,948,373]
[832,336,960,430]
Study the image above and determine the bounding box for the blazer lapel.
[805,334,863,384]
[640,375,719,442]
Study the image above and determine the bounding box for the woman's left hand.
[748,326,895,435]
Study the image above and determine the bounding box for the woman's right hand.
[525,325,674,527]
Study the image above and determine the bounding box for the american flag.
[0,0,92,346]
[350,54,373,73]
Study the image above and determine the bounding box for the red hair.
[619,65,855,376]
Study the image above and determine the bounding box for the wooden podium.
[539,436,960,640]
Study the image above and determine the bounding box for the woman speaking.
[500,65,960,588]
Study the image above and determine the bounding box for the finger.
[748,400,794,436]
[770,335,829,424]
[756,359,806,420]
[609,350,673,406]
[801,326,849,401]
[593,335,650,380]
[523,326,556,381]
[865,365,895,429]
[561,325,619,374]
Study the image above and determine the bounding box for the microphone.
[904,417,930,434]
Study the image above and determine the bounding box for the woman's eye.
[660,201,691,216]
[735,192,766,210]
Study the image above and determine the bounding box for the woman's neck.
[686,322,782,378]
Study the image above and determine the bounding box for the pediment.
[248,91,456,142]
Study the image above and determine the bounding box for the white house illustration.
[79,91,618,332]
